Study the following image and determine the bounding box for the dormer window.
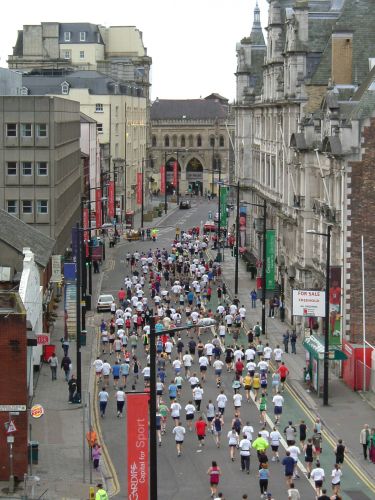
[64,32,71,42]
[61,81,70,95]
[80,31,86,42]
[20,86,29,96]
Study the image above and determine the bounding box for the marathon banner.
[83,207,89,258]
[108,180,115,219]
[95,188,102,228]
[219,186,228,227]
[160,165,166,194]
[127,393,149,500]
[265,229,276,290]
[136,172,143,205]
[329,266,342,344]
[173,161,178,188]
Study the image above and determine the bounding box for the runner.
[195,415,207,447]
[227,427,239,461]
[207,461,221,498]
[172,422,186,456]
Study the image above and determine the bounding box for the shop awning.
[303,335,348,361]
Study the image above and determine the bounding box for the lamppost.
[149,317,216,500]
[172,149,189,205]
[216,160,222,262]
[241,199,267,337]
[307,226,332,406]
[212,144,216,197]
[164,151,168,214]
[141,158,145,228]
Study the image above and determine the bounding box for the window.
[219,135,224,147]
[96,123,103,134]
[181,135,186,147]
[80,51,85,59]
[37,200,48,214]
[188,135,193,147]
[22,162,32,176]
[210,136,215,147]
[6,124,17,137]
[37,162,48,176]
[7,162,17,176]
[7,200,17,214]
[164,135,170,147]
[152,135,157,147]
[172,135,177,147]
[80,31,86,42]
[197,135,202,147]
[64,32,71,42]
[64,50,71,60]
[36,124,47,137]
[95,103,104,113]
[22,200,33,214]
[20,123,32,137]
[61,82,69,95]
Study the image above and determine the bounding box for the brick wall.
[0,297,28,481]
[347,118,375,344]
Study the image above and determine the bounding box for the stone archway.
[186,158,203,195]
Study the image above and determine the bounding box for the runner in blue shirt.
[168,381,178,400]
[112,361,121,389]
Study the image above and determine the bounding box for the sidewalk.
[208,234,375,484]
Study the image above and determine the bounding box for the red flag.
[108,180,115,219]
[95,188,102,228]
[160,165,165,194]
[173,161,178,188]
[83,207,89,257]
[127,393,149,500]
[136,172,143,205]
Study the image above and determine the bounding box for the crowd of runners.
[94,227,348,499]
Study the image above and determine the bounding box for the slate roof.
[150,99,229,121]
[22,71,141,96]
[59,23,103,44]
[0,209,55,268]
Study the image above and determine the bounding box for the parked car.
[179,199,191,209]
[97,294,115,312]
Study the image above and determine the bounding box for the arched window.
[197,135,202,147]
[210,136,215,147]
[164,135,170,147]
[172,135,177,147]
[181,135,185,147]
[219,135,224,147]
[152,135,157,147]
[188,135,194,147]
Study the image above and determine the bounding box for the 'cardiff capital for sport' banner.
[265,229,276,290]
[219,186,228,227]
[95,188,102,229]
[127,393,149,500]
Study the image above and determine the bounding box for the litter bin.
[80,329,87,347]
[28,441,39,464]
[85,294,91,311]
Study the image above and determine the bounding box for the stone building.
[150,94,234,197]
[235,0,375,345]
[0,96,81,253]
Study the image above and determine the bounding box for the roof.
[59,23,103,44]
[80,111,97,123]
[22,70,144,97]
[150,99,229,121]
[0,209,55,268]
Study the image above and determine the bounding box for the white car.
[97,294,115,312]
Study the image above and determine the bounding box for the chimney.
[332,31,353,85]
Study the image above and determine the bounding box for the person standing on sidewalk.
[48,352,58,380]
[92,443,101,470]
[250,290,257,308]
[360,424,370,460]
[95,483,108,500]
[290,330,297,354]
[61,337,70,356]
[283,331,290,353]
[61,353,71,382]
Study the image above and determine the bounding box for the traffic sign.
[5,420,17,434]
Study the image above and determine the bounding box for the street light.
[241,198,267,338]
[149,317,216,500]
[306,226,332,406]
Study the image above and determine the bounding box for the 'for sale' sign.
[292,290,326,317]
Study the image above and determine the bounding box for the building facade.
[0,96,81,253]
[235,0,375,345]
[150,95,234,197]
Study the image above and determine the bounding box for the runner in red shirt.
[118,287,126,304]
[277,362,289,391]
[235,359,244,377]
[195,416,207,447]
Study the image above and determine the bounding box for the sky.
[0,0,269,102]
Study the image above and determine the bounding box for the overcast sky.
[0,0,269,102]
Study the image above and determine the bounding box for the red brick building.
[0,292,28,481]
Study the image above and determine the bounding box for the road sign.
[0,405,26,412]
[10,412,19,416]
[5,420,17,434]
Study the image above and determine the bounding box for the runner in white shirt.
[170,401,182,422]
[189,374,200,389]
[269,427,282,461]
[245,347,256,361]
[164,340,173,361]
[192,385,204,411]
[93,357,103,383]
[198,355,209,381]
[172,358,182,375]
[218,323,226,341]
[172,424,186,456]
[287,444,301,479]
[273,345,283,363]
[229,304,237,315]
[242,422,254,442]
[115,388,126,417]
[191,310,200,323]
[204,342,214,364]
[233,393,243,414]
[310,463,325,497]
[272,392,284,424]
[257,359,269,374]
[213,359,224,386]
[239,306,246,326]
[184,401,196,431]
[259,428,270,443]
[182,352,193,378]
[216,305,225,316]
[246,360,257,375]
[233,348,243,363]
[331,464,342,496]
[263,344,272,361]
[227,428,239,461]
[239,435,251,473]
[216,391,228,415]
[102,361,111,387]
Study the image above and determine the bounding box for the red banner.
[160,165,165,194]
[127,393,149,500]
[83,207,89,257]
[95,188,102,229]
[136,172,143,205]
[108,180,115,219]
[173,161,178,188]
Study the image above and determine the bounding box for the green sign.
[219,187,228,227]
[265,229,275,290]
